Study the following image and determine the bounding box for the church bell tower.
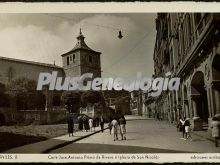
[61,29,101,78]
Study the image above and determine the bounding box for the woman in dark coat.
[100,115,105,133]
[67,117,74,137]
[96,117,100,127]
[93,117,97,131]
[78,116,83,131]
[83,115,90,132]
[108,117,113,135]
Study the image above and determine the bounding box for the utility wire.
[102,70,118,77]
[42,13,144,35]
[42,13,78,22]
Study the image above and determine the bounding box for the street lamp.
[118,30,123,39]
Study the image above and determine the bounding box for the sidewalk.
[3,115,148,153]
[164,119,219,147]
[4,124,108,153]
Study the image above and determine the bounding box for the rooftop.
[0,56,62,69]
[61,29,101,56]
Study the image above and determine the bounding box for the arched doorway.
[212,54,220,117]
[191,71,209,125]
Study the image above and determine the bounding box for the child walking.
[108,118,113,135]
[184,118,192,141]
[179,117,186,139]
[89,118,93,132]
[111,118,118,141]
[119,116,126,140]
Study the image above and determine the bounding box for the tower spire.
[79,28,82,35]
[77,28,85,41]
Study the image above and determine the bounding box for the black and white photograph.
[0,3,220,163]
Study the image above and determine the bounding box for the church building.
[0,29,102,125]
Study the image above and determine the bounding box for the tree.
[0,83,10,107]
[7,78,45,110]
[62,91,81,113]
[103,89,130,101]
[7,78,36,97]
[81,91,102,105]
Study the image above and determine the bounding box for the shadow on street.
[50,143,192,153]
[0,132,47,152]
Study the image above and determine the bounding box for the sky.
[0,13,156,78]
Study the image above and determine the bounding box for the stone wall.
[0,107,67,125]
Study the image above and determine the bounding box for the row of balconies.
[176,13,218,76]
[154,13,218,77]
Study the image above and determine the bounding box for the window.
[34,114,40,121]
[11,114,15,120]
[70,55,72,61]
[167,15,171,37]
[194,13,204,36]
[67,56,69,65]
[169,47,173,68]
[187,14,193,46]
[72,54,75,62]
[89,55,92,63]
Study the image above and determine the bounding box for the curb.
[42,127,109,153]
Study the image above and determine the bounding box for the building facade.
[130,91,155,118]
[153,13,220,131]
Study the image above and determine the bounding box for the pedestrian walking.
[108,118,113,135]
[211,117,220,147]
[89,118,93,132]
[111,118,119,141]
[100,115,104,133]
[156,112,160,120]
[184,118,192,141]
[96,117,100,127]
[177,119,183,132]
[67,116,74,137]
[180,117,186,140]
[83,115,89,132]
[92,117,96,131]
[119,115,126,140]
[78,115,83,131]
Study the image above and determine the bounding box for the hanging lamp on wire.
[118,30,123,39]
